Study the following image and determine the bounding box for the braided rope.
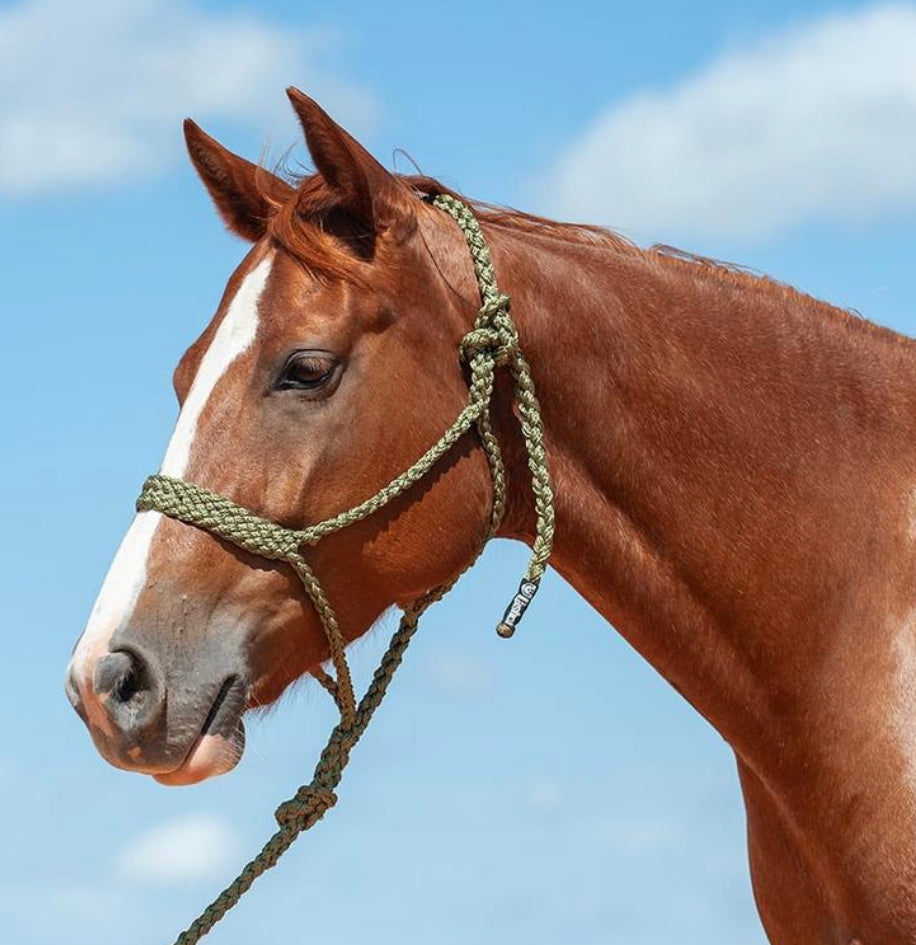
[135,195,554,943]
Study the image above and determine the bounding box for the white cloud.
[115,812,242,885]
[0,0,374,196]
[546,3,916,241]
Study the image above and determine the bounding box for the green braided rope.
[135,195,553,944]
[433,193,555,588]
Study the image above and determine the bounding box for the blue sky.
[3,1,916,943]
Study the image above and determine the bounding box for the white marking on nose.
[159,253,274,477]
[70,253,275,701]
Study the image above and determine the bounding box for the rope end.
[496,579,540,639]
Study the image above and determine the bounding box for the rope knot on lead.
[460,294,517,366]
[274,785,338,830]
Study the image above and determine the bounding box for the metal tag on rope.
[497,578,541,638]
[135,194,555,944]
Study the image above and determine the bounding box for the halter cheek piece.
[135,194,555,945]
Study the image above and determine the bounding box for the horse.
[65,89,916,945]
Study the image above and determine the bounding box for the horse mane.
[259,165,789,287]
[257,166,896,345]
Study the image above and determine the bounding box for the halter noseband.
[135,193,555,944]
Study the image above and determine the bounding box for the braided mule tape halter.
[135,194,555,944]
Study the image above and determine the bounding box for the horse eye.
[276,352,339,393]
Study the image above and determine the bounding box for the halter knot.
[460,294,518,366]
[274,785,338,830]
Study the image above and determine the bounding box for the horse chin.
[154,722,246,787]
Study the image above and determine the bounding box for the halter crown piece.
[136,193,555,944]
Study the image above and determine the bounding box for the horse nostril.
[90,648,164,737]
[93,650,154,708]
[94,651,130,700]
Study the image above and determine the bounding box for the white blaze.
[70,254,275,688]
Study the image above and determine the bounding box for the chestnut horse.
[66,89,916,945]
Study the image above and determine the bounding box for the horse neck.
[486,223,916,773]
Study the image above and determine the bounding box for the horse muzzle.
[65,638,248,786]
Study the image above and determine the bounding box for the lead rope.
[136,194,554,944]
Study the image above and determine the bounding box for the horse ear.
[286,88,415,240]
[183,119,293,242]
